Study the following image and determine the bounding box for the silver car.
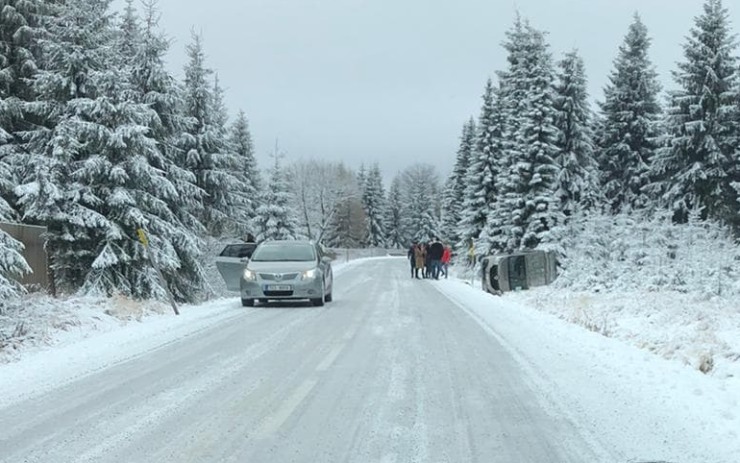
[240,240,333,307]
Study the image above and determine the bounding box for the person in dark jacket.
[423,243,433,278]
[428,237,445,279]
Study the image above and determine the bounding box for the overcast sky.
[117,0,740,181]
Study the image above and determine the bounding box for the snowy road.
[0,258,722,462]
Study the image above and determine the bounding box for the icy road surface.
[0,258,730,462]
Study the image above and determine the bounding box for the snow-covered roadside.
[432,279,740,463]
[0,297,242,408]
[506,288,740,380]
[0,257,370,407]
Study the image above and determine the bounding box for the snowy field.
[506,288,740,380]
[453,262,740,381]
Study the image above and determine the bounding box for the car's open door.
[215,243,258,291]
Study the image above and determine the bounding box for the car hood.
[246,261,318,273]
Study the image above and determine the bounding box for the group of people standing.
[407,237,452,280]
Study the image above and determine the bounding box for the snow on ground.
[452,263,740,381]
[506,287,740,381]
[0,257,370,407]
[432,278,740,463]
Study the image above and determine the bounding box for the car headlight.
[243,269,256,281]
[301,268,318,280]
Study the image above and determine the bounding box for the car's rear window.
[250,244,316,262]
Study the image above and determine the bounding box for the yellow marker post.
[136,228,149,247]
[137,228,180,316]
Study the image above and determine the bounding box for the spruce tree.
[361,164,387,247]
[229,109,261,233]
[401,164,440,242]
[119,0,208,301]
[651,0,740,230]
[253,153,299,241]
[131,1,205,240]
[553,49,600,216]
[598,14,662,213]
[492,20,562,251]
[442,118,475,245]
[208,75,251,235]
[181,31,241,236]
[116,0,140,68]
[16,0,198,300]
[18,0,119,293]
[485,17,530,254]
[385,175,405,248]
[322,165,365,247]
[459,80,501,249]
[0,0,46,212]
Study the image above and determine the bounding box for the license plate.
[265,284,292,291]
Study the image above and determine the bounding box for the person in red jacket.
[441,245,452,279]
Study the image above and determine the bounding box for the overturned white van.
[481,250,558,294]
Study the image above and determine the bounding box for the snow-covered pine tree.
[442,118,475,246]
[401,163,441,242]
[17,0,197,300]
[0,143,29,301]
[17,0,117,293]
[458,80,501,251]
[651,0,740,231]
[322,164,366,248]
[116,0,140,68]
[384,175,405,248]
[357,164,367,194]
[0,0,47,213]
[352,163,369,246]
[253,152,299,241]
[485,17,530,254]
[117,0,208,302]
[229,109,261,233]
[553,49,600,216]
[493,20,562,251]
[181,31,241,236]
[598,14,662,214]
[208,75,252,235]
[131,0,205,241]
[361,163,387,247]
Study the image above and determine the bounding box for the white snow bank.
[0,296,241,408]
[506,288,740,381]
[433,279,740,463]
[0,257,370,407]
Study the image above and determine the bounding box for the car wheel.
[325,291,333,302]
[241,298,254,307]
[311,281,326,307]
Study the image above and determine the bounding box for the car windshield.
[250,244,316,262]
